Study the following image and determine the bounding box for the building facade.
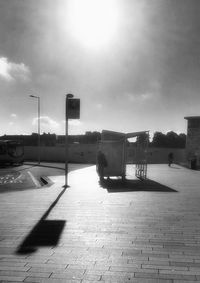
[184,116,200,169]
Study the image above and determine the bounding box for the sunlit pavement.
[1,164,200,282]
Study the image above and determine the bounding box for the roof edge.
[184,116,200,120]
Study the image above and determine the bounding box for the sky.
[0,0,200,136]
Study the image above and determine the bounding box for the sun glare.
[67,0,119,48]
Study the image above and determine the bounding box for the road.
[0,162,90,193]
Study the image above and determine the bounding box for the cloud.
[126,91,161,103]
[141,92,158,101]
[10,113,17,118]
[125,80,161,103]
[0,57,30,82]
[96,103,103,109]
[69,120,82,126]
[62,120,82,126]
[60,119,83,134]
[32,116,59,129]
[8,115,17,127]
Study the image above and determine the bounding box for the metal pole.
[65,93,74,187]
[65,96,68,187]
[29,94,41,165]
[38,97,40,164]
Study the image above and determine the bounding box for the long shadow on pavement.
[16,186,67,254]
[24,162,93,171]
[100,179,177,193]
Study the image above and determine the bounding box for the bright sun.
[67,0,119,48]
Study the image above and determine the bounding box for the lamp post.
[65,93,74,187]
[30,95,40,164]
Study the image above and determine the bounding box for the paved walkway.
[0,164,200,282]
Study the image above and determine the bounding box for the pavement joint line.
[15,172,22,181]
[27,171,41,188]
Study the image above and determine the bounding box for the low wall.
[146,148,186,164]
[24,144,98,163]
[24,144,187,164]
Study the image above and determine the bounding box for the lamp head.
[29,95,39,98]
[66,93,74,99]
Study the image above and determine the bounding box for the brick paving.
[0,164,200,282]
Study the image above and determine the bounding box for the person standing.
[168,152,174,166]
[96,150,107,181]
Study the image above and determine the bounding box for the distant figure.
[191,155,197,170]
[96,150,108,181]
[168,152,174,167]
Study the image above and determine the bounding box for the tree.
[151,132,167,147]
[177,133,186,148]
[136,132,150,146]
[151,131,186,148]
[166,131,179,148]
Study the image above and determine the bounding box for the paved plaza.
[0,164,200,282]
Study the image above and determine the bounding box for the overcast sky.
[0,0,200,136]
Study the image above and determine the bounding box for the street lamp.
[29,95,40,164]
[65,93,74,187]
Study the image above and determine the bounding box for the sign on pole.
[67,99,80,119]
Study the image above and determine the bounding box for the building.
[184,116,200,169]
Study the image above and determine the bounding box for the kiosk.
[97,130,149,180]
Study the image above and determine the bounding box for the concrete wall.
[24,144,186,164]
[146,148,186,164]
[126,146,186,164]
[24,144,98,163]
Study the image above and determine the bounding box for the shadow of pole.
[16,186,67,254]
[24,162,65,171]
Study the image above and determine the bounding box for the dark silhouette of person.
[191,155,197,170]
[96,150,108,181]
[168,152,174,167]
